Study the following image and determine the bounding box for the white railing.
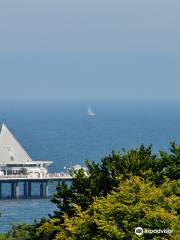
[47,172,72,179]
[0,172,72,180]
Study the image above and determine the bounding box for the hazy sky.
[0,0,179,100]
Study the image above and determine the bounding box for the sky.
[0,0,179,101]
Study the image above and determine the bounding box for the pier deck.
[0,173,73,198]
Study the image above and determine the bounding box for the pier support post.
[40,182,44,197]
[45,182,48,198]
[24,182,28,198]
[11,182,15,198]
[15,182,19,198]
[0,182,2,198]
[28,182,32,197]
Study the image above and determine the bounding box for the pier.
[0,173,72,198]
[0,124,73,199]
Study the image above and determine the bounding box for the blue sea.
[0,100,180,232]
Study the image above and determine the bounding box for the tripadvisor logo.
[135,227,173,236]
[135,227,143,236]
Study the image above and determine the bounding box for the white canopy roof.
[0,124,52,166]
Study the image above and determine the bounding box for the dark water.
[0,100,180,232]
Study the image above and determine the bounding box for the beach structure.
[0,124,52,177]
[0,124,72,198]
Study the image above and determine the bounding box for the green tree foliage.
[0,223,36,240]
[154,142,180,184]
[38,177,180,240]
[51,143,179,219]
[52,144,156,219]
[7,223,36,240]
[35,218,62,240]
[0,233,13,240]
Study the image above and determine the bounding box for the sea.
[0,100,180,232]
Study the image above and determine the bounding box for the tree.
[7,223,36,240]
[51,144,156,219]
[52,177,179,240]
[154,142,180,184]
[0,234,13,240]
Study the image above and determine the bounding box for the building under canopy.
[0,124,53,177]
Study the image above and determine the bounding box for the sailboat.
[87,106,96,117]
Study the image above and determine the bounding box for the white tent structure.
[0,124,53,177]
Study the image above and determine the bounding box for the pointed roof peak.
[0,123,4,133]
[0,123,11,134]
[0,122,7,130]
[0,123,33,164]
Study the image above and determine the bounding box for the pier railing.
[0,172,72,180]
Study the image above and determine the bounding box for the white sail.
[87,107,95,116]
